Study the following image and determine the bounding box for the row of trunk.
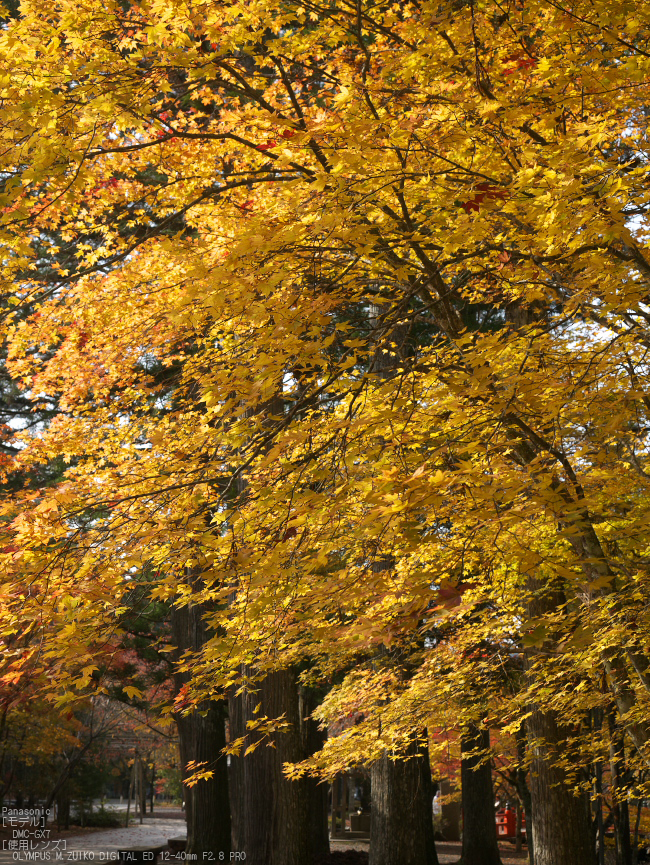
[172,664,599,864]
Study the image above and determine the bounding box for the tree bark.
[138,756,147,823]
[459,726,501,865]
[171,603,231,859]
[300,687,330,859]
[514,728,534,865]
[608,706,632,865]
[229,668,326,865]
[526,709,593,865]
[228,676,273,864]
[525,576,593,865]
[369,740,439,865]
[149,763,155,814]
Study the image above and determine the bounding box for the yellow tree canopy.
[0,0,649,777]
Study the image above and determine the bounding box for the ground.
[326,839,529,864]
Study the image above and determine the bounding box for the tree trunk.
[175,702,230,857]
[229,668,325,865]
[228,677,273,864]
[459,726,501,865]
[514,729,534,865]
[125,754,135,828]
[617,801,632,865]
[139,756,147,823]
[300,687,330,859]
[56,789,70,831]
[608,706,632,865]
[369,740,439,865]
[171,603,231,859]
[526,709,593,865]
[524,575,593,865]
[515,802,523,856]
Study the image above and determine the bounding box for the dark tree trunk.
[139,757,147,822]
[524,576,593,865]
[56,790,70,831]
[300,687,330,859]
[459,726,501,865]
[228,677,273,864]
[526,709,593,865]
[369,740,439,865]
[171,603,231,859]
[175,702,230,858]
[617,801,632,865]
[270,670,310,865]
[608,706,632,865]
[229,668,326,865]
[514,728,534,865]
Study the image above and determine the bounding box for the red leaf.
[461,183,507,213]
[504,51,537,75]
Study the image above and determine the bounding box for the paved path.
[0,817,186,865]
[331,837,529,864]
